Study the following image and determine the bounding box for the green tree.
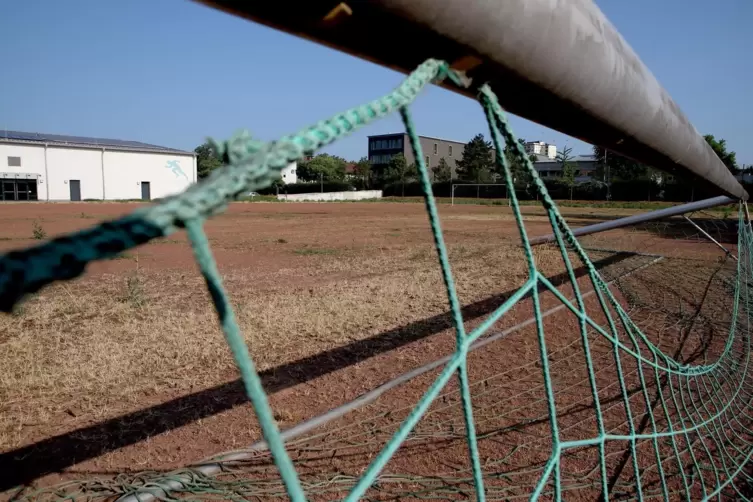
[432,157,452,182]
[558,147,577,200]
[297,154,347,182]
[704,135,739,174]
[353,157,371,188]
[383,154,417,195]
[504,138,536,187]
[195,142,223,179]
[456,134,494,183]
[592,145,648,182]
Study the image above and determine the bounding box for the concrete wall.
[277,190,382,202]
[1,143,47,198]
[0,142,196,200]
[48,148,104,200]
[103,151,195,200]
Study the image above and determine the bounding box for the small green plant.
[124,253,146,308]
[721,205,734,219]
[32,220,47,240]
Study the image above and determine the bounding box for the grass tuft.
[32,220,47,240]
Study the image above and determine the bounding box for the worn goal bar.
[450,183,509,206]
[196,0,747,200]
[529,195,735,245]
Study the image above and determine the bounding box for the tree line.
[193,132,745,199]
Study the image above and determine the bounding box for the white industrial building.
[0,131,196,201]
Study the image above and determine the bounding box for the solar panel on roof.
[0,130,188,153]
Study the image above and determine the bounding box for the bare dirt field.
[0,200,747,500]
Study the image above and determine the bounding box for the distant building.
[367,133,598,183]
[281,162,297,184]
[534,154,598,183]
[525,141,557,160]
[0,130,195,201]
[368,133,494,180]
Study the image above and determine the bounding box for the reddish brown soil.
[0,201,743,500]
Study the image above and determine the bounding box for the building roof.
[0,130,193,155]
[535,154,597,166]
[367,132,470,146]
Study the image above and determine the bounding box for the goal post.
[450,183,509,206]
[198,0,747,201]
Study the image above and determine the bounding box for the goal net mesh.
[3,59,752,501]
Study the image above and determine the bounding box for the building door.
[2,179,16,201]
[69,180,81,201]
[141,181,151,201]
[1,178,39,201]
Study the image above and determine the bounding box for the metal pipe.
[529,195,735,246]
[682,215,737,261]
[43,143,49,201]
[101,148,106,200]
[117,252,663,502]
[196,0,747,200]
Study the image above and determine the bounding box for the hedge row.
[383,179,751,202]
[258,181,354,195]
[259,179,750,202]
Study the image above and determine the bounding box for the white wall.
[103,151,195,200]
[1,142,196,200]
[277,190,382,202]
[47,148,104,200]
[0,143,46,192]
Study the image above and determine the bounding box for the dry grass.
[0,200,737,489]
[0,223,568,454]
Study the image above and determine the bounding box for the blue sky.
[1,0,751,164]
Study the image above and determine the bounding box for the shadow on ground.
[0,252,639,491]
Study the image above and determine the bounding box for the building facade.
[533,155,598,182]
[525,141,557,160]
[0,131,196,201]
[368,133,485,180]
[368,133,599,183]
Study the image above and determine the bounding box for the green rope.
[4,59,753,502]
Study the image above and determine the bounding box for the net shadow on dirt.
[0,252,636,491]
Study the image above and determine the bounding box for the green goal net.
[3,59,752,501]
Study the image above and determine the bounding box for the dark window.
[7,156,21,167]
[433,143,438,155]
[448,145,453,156]
[1,178,38,201]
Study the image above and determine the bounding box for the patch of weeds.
[387,232,401,237]
[273,409,294,422]
[409,249,430,262]
[108,252,134,261]
[11,304,25,318]
[277,238,288,244]
[294,248,338,256]
[123,254,146,308]
[126,274,146,308]
[0,236,14,241]
[32,220,47,240]
[79,212,96,219]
